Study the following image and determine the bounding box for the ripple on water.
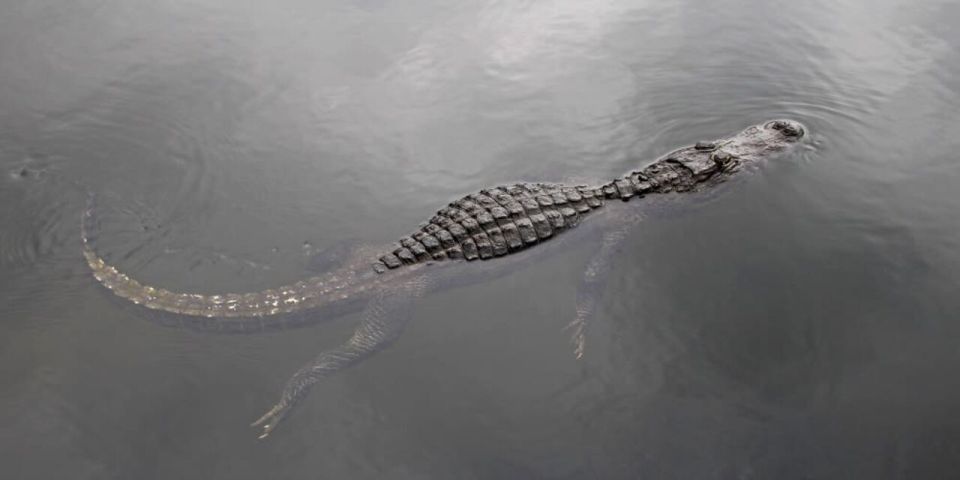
[5,58,254,292]
[0,156,76,272]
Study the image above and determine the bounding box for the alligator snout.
[765,119,805,138]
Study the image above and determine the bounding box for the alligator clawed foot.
[573,335,585,360]
[251,402,289,440]
[563,318,587,360]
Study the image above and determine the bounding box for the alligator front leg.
[252,277,428,439]
[566,224,636,359]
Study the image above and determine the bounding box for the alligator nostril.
[766,120,803,137]
[781,124,802,137]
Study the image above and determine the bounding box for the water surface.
[2,0,960,478]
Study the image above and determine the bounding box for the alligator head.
[727,119,804,159]
[666,119,806,182]
[710,119,805,172]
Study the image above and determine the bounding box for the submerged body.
[82,119,805,437]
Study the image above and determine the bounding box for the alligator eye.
[712,151,734,167]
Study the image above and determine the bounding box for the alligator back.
[374,182,605,271]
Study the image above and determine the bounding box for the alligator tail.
[81,195,371,331]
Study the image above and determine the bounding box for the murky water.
[2,0,960,478]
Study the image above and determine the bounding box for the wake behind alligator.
[82,120,805,438]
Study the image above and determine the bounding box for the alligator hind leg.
[566,225,635,359]
[252,277,429,439]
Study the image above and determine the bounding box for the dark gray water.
[2,0,960,478]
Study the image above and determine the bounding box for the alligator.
[81,119,806,438]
